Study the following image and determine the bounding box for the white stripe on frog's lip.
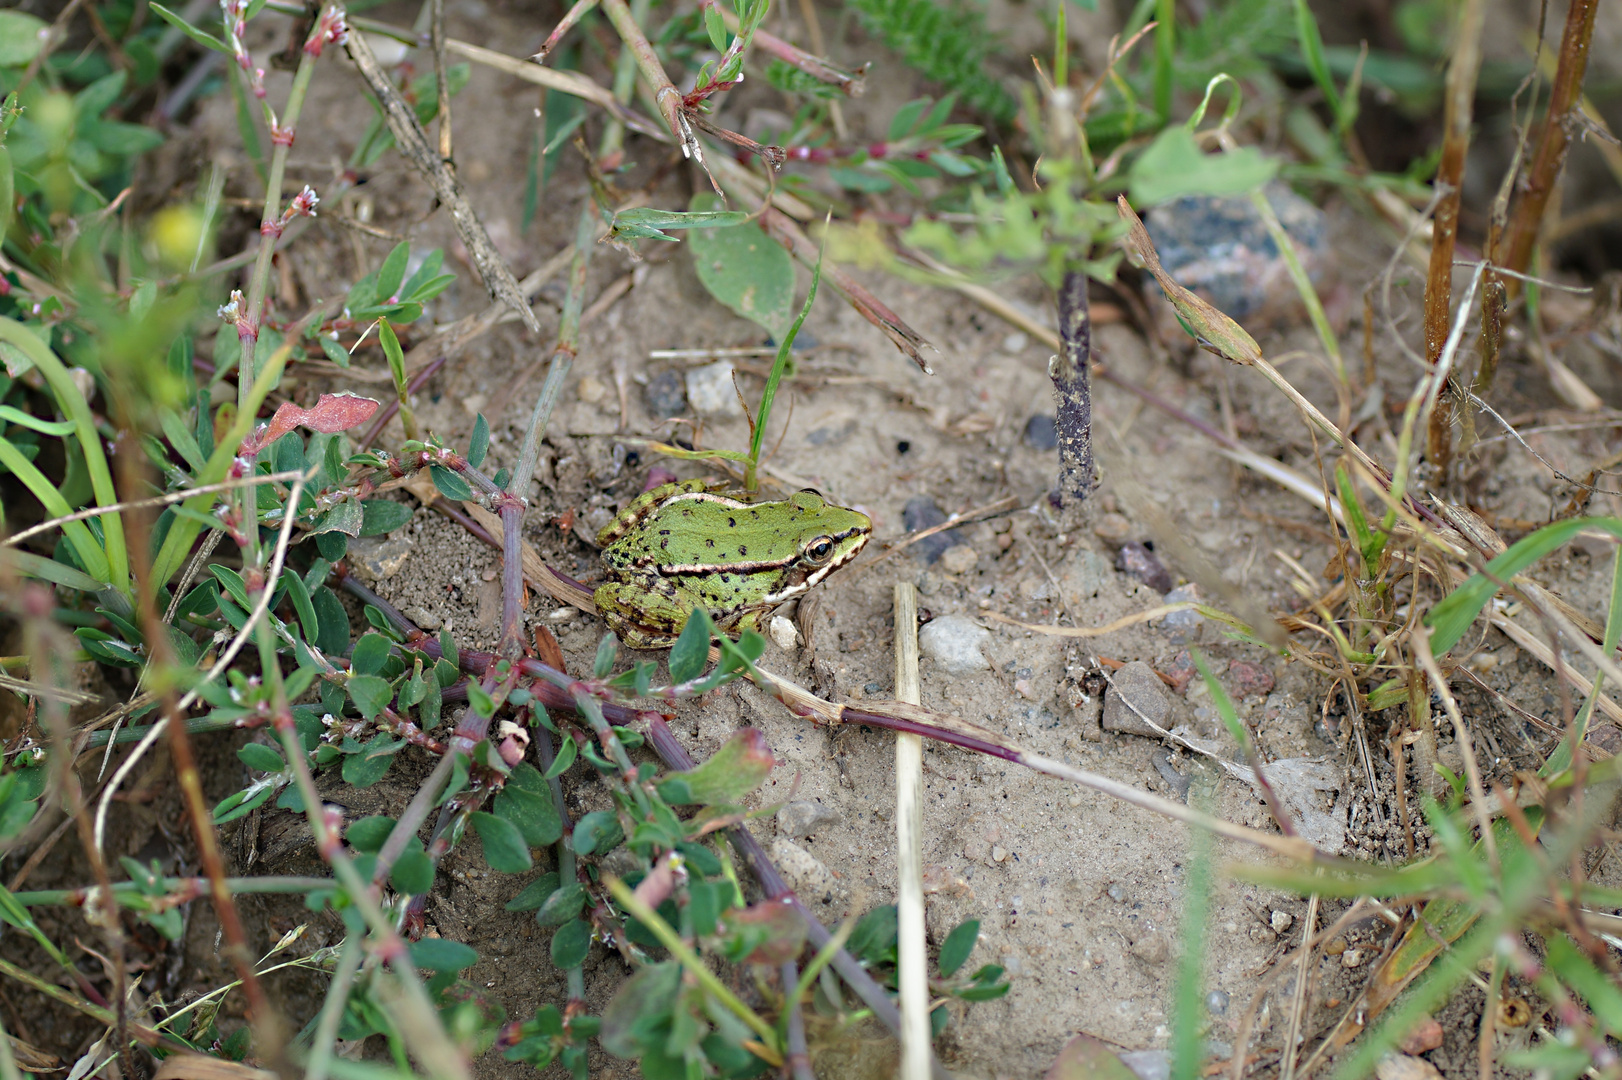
[758,531,869,605]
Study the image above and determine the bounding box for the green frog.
[594,479,872,649]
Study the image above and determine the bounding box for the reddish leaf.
[242,392,380,455]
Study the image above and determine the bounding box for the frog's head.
[775,489,871,592]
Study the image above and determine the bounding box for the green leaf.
[379,316,406,390]
[593,633,617,678]
[0,11,50,66]
[409,937,478,972]
[656,728,773,805]
[391,848,435,895]
[430,465,472,501]
[937,918,980,976]
[237,743,286,773]
[375,242,411,304]
[472,810,533,872]
[571,810,619,856]
[535,881,588,926]
[468,413,489,469]
[313,585,351,655]
[505,871,561,911]
[350,632,393,676]
[668,608,712,684]
[1427,518,1622,655]
[496,785,562,847]
[544,735,577,779]
[346,674,392,719]
[1127,126,1279,206]
[550,918,592,968]
[888,97,931,140]
[686,192,795,341]
[359,499,413,536]
[704,3,727,51]
[345,815,398,853]
[342,734,403,787]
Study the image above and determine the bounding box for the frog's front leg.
[592,575,707,650]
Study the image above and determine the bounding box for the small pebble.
[1162,650,1198,695]
[1342,948,1366,968]
[1205,990,1230,1016]
[1160,583,1206,643]
[1092,513,1132,548]
[1398,1018,1444,1055]
[917,615,991,674]
[1270,910,1294,934]
[1101,660,1174,737]
[1023,414,1058,451]
[902,496,958,563]
[768,615,798,652]
[1326,937,1347,956]
[1002,331,1028,353]
[1374,1054,1442,1080]
[1117,541,1174,593]
[776,800,841,839]
[684,360,737,416]
[939,544,979,575]
[864,682,884,695]
[1228,659,1276,699]
[1106,883,1126,902]
[991,845,1008,862]
[577,375,608,404]
[643,370,687,417]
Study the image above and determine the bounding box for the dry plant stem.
[344,29,540,333]
[1053,269,1095,524]
[431,0,452,165]
[1412,630,1498,870]
[304,933,363,1080]
[599,0,697,159]
[1421,0,1485,480]
[0,956,191,1054]
[0,1011,21,1080]
[719,5,864,95]
[892,583,929,1080]
[92,470,310,854]
[1279,893,1319,1080]
[534,0,599,62]
[1498,0,1600,286]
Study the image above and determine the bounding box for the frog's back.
[631,491,784,568]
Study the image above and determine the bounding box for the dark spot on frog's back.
[706,538,715,547]
[728,516,736,527]
[738,544,748,556]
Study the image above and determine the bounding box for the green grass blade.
[0,436,112,586]
[1426,517,1622,655]
[0,317,128,596]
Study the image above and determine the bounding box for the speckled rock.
[918,615,991,674]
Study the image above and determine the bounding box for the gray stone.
[1023,413,1057,450]
[1161,583,1206,643]
[918,615,992,674]
[777,800,841,839]
[684,360,737,416]
[346,534,414,581]
[643,370,687,417]
[902,496,957,563]
[1102,660,1173,737]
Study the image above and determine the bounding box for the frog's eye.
[804,536,836,564]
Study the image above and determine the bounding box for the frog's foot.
[592,580,699,651]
